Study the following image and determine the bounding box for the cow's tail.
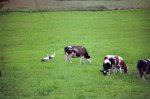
[137,60,144,78]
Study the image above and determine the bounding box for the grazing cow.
[41,52,55,62]
[137,59,150,80]
[100,55,128,75]
[64,46,91,64]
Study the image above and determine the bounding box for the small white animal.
[41,52,55,62]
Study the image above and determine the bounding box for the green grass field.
[0,9,150,99]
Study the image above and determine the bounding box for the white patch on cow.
[105,55,115,59]
[104,59,111,64]
[143,59,148,63]
[73,48,79,53]
[67,46,72,48]
[118,56,124,63]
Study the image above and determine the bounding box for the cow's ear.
[100,70,103,72]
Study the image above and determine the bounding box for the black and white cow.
[100,55,128,75]
[137,59,150,80]
[64,46,91,64]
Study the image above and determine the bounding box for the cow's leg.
[108,69,111,75]
[65,53,69,62]
[138,67,146,80]
[112,68,116,74]
[82,57,85,63]
[80,56,84,64]
[112,65,116,74]
[142,73,146,80]
[65,53,72,63]
[119,67,123,74]
[68,55,72,63]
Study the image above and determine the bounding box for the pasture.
[0,9,150,99]
[2,0,150,11]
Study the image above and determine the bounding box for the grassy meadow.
[0,9,150,99]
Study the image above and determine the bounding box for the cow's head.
[100,62,111,76]
[100,69,109,76]
[86,56,92,63]
[123,66,128,74]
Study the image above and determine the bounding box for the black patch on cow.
[102,62,111,75]
[108,58,115,66]
[82,47,91,59]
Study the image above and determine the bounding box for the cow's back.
[70,46,85,56]
[137,60,147,70]
[64,46,82,57]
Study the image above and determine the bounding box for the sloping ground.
[1,0,150,11]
